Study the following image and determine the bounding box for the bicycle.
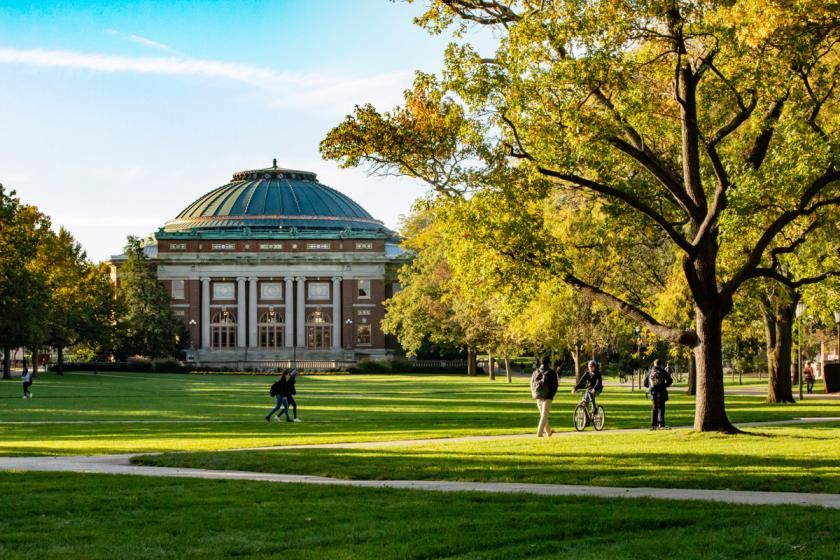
[572,390,605,431]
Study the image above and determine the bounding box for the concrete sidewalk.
[2,417,840,509]
[1,453,839,509]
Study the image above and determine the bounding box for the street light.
[796,301,805,401]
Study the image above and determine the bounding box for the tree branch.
[746,94,788,170]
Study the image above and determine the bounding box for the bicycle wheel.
[573,404,587,431]
[593,405,605,431]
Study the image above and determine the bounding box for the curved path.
[2,417,840,510]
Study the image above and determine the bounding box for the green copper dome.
[162,161,389,235]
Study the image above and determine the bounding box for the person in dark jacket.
[531,357,559,437]
[287,368,302,422]
[572,360,604,412]
[644,358,674,430]
[265,370,292,422]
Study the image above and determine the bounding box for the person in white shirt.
[21,359,32,399]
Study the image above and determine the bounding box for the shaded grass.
[135,423,840,494]
[2,471,839,559]
[1,371,837,456]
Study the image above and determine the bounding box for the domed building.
[113,161,409,367]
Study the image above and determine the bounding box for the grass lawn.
[1,371,837,456]
[2,471,838,560]
[135,423,840,494]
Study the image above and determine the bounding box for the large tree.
[323,1,839,431]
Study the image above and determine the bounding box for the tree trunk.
[504,356,511,383]
[31,348,39,376]
[2,346,10,379]
[488,354,495,380]
[693,308,735,432]
[687,352,697,396]
[572,343,582,383]
[57,346,65,375]
[467,347,477,376]
[761,294,796,403]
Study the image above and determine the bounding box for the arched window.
[259,307,284,348]
[211,309,236,349]
[306,309,332,348]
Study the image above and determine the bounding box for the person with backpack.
[571,360,604,412]
[644,358,673,430]
[265,370,292,423]
[21,358,32,399]
[531,357,559,437]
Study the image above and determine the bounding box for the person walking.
[265,371,292,423]
[531,357,559,437]
[21,358,32,399]
[804,362,815,394]
[572,360,604,412]
[286,368,302,422]
[644,358,673,430]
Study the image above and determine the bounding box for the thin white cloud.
[106,29,176,53]
[0,47,411,111]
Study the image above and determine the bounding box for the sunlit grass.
[1,371,837,456]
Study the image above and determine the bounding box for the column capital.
[284,276,295,283]
[332,276,342,283]
[295,276,306,282]
[248,276,258,282]
[200,277,211,284]
[236,276,246,283]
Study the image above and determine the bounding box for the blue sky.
[0,1,491,261]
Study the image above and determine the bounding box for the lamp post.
[834,311,840,363]
[796,301,805,401]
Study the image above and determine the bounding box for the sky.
[0,0,493,261]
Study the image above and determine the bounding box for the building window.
[357,280,371,299]
[258,308,284,349]
[357,309,371,316]
[210,309,236,349]
[260,282,283,300]
[172,280,185,300]
[173,309,185,317]
[259,243,283,250]
[307,242,331,250]
[306,309,332,348]
[211,243,235,250]
[169,243,187,251]
[308,282,330,300]
[356,325,371,345]
[355,242,373,250]
[213,283,235,300]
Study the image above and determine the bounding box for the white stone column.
[332,276,342,349]
[248,277,258,348]
[236,277,246,348]
[296,276,306,347]
[284,277,294,348]
[200,277,210,349]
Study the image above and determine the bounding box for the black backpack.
[649,368,666,388]
[531,369,550,399]
[269,381,281,397]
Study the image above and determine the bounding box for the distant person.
[531,357,559,437]
[804,362,815,394]
[265,371,292,423]
[644,358,673,430]
[572,360,604,412]
[21,358,32,399]
[287,368,302,422]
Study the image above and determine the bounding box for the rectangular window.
[172,279,185,300]
[172,309,185,317]
[259,243,284,250]
[355,242,373,250]
[307,242,331,250]
[213,282,235,300]
[357,280,371,299]
[169,243,187,251]
[308,282,330,300]
[356,325,371,345]
[357,309,371,316]
[211,243,235,250]
[260,282,283,300]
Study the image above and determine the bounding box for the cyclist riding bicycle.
[572,360,604,411]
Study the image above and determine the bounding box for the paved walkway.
[2,417,840,509]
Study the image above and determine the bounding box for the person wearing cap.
[572,360,604,412]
